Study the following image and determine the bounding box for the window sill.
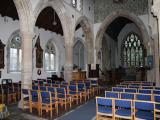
[45,70,57,73]
[9,71,21,74]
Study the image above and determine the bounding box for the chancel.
[0,0,160,120]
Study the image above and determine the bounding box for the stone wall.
[94,0,148,23]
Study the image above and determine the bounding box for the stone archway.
[13,0,35,89]
[74,16,94,64]
[34,0,73,81]
[73,38,87,70]
[34,0,72,46]
[95,10,150,64]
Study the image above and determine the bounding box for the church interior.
[0,0,160,120]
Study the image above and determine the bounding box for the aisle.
[56,99,96,120]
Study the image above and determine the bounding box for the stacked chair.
[0,79,21,104]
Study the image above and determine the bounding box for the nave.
[1,0,160,120]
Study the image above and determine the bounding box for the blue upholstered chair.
[138,89,152,94]
[136,93,152,101]
[47,79,52,86]
[91,80,100,95]
[142,86,154,89]
[39,86,47,91]
[30,90,40,115]
[116,85,127,88]
[77,83,88,101]
[105,91,119,98]
[40,91,58,118]
[115,99,133,119]
[32,86,39,91]
[134,100,155,120]
[85,81,92,97]
[125,88,137,93]
[47,87,57,99]
[128,85,140,89]
[56,87,71,110]
[153,90,160,95]
[154,95,160,113]
[68,85,81,104]
[112,87,124,92]
[21,89,30,110]
[120,92,135,100]
[96,97,114,120]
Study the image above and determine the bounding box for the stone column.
[64,43,73,82]
[152,1,160,86]
[21,31,33,89]
[18,30,33,108]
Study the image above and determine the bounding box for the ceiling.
[0,0,19,20]
[35,7,63,35]
[0,0,63,35]
[106,16,133,40]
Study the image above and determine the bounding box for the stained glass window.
[121,33,144,68]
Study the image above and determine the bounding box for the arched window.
[8,34,22,72]
[121,33,144,68]
[73,41,85,70]
[71,0,82,11]
[45,41,56,71]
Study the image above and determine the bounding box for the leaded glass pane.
[121,33,144,68]
[9,34,22,72]
[45,41,56,71]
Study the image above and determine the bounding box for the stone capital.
[152,3,160,17]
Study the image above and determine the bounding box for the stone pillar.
[64,43,73,82]
[18,30,33,108]
[21,31,33,89]
[152,1,160,86]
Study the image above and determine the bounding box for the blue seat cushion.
[58,94,65,98]
[135,110,154,120]
[32,97,38,102]
[69,91,80,95]
[42,99,55,104]
[115,109,131,117]
[98,106,112,114]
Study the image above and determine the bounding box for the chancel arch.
[96,10,149,82]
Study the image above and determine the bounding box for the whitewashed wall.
[0,16,65,83]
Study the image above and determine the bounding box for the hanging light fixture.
[52,10,57,26]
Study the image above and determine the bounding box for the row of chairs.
[120,81,155,84]
[32,79,99,87]
[22,89,59,118]
[96,97,159,120]
[112,87,160,94]
[0,83,21,104]
[120,82,155,86]
[117,84,160,89]
[22,81,100,118]
[105,91,160,102]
